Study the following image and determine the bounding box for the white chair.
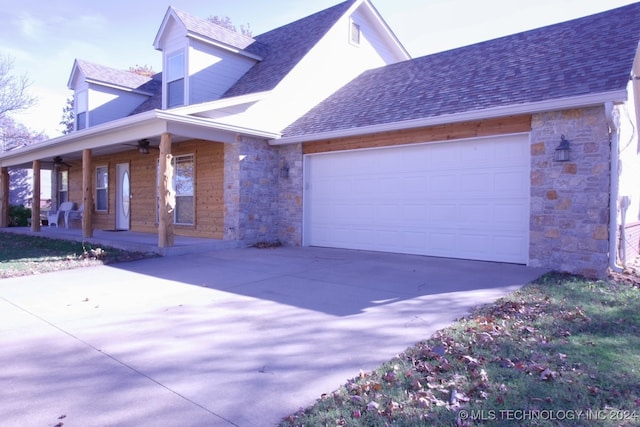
[65,204,84,229]
[47,202,75,228]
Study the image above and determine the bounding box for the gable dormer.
[153,7,263,109]
[67,59,157,130]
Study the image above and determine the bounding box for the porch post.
[82,149,93,238]
[31,160,41,232]
[158,132,175,248]
[0,167,8,227]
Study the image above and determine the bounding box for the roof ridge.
[169,6,257,51]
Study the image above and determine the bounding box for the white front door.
[116,163,130,230]
[304,134,531,264]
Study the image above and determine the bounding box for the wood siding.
[303,115,533,155]
[65,140,225,239]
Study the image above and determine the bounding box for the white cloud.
[18,12,45,40]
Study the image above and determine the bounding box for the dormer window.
[166,49,185,108]
[350,21,361,45]
[76,90,88,130]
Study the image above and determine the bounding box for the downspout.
[606,101,623,273]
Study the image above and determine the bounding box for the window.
[156,154,195,225]
[350,21,361,45]
[76,90,88,130]
[58,170,68,205]
[96,166,108,211]
[174,155,194,224]
[166,50,185,108]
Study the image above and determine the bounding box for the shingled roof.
[73,59,155,91]
[282,2,640,138]
[222,0,357,97]
[171,8,260,52]
[131,1,355,113]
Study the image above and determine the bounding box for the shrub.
[8,205,31,227]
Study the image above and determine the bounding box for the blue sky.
[0,0,636,137]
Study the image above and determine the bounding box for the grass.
[281,273,640,426]
[0,231,155,278]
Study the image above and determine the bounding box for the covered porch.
[0,226,242,256]
[0,108,281,252]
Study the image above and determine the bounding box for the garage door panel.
[305,135,530,263]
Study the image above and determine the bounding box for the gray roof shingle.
[75,59,155,91]
[171,8,259,51]
[129,1,355,114]
[282,2,640,138]
[223,0,356,97]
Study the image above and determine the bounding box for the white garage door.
[304,134,530,263]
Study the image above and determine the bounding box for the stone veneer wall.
[223,136,279,244]
[276,143,303,246]
[529,107,611,278]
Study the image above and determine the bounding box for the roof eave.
[186,33,263,61]
[270,90,628,145]
[84,79,155,96]
[168,91,271,116]
[358,0,411,61]
[0,110,281,168]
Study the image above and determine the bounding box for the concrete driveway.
[1,247,547,426]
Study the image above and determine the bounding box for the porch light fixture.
[554,135,571,162]
[280,162,290,179]
[138,139,150,154]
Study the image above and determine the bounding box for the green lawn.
[0,231,154,278]
[281,273,640,426]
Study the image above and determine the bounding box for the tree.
[0,55,36,118]
[1,115,46,152]
[59,96,74,135]
[128,64,155,77]
[207,16,252,37]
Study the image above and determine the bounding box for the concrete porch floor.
[0,226,243,256]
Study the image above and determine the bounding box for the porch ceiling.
[0,110,280,169]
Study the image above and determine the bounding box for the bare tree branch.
[0,55,37,117]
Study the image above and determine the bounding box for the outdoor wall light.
[555,135,571,162]
[138,139,150,154]
[280,162,290,179]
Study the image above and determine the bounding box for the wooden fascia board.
[356,0,411,61]
[270,89,628,145]
[0,110,280,168]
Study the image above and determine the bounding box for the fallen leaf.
[432,345,446,356]
[500,358,515,368]
[462,355,480,366]
[540,368,556,381]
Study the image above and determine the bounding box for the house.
[0,0,639,278]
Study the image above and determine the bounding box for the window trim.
[173,154,195,225]
[165,49,186,108]
[156,154,195,225]
[95,165,109,212]
[57,170,69,206]
[75,90,88,130]
[350,20,361,46]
